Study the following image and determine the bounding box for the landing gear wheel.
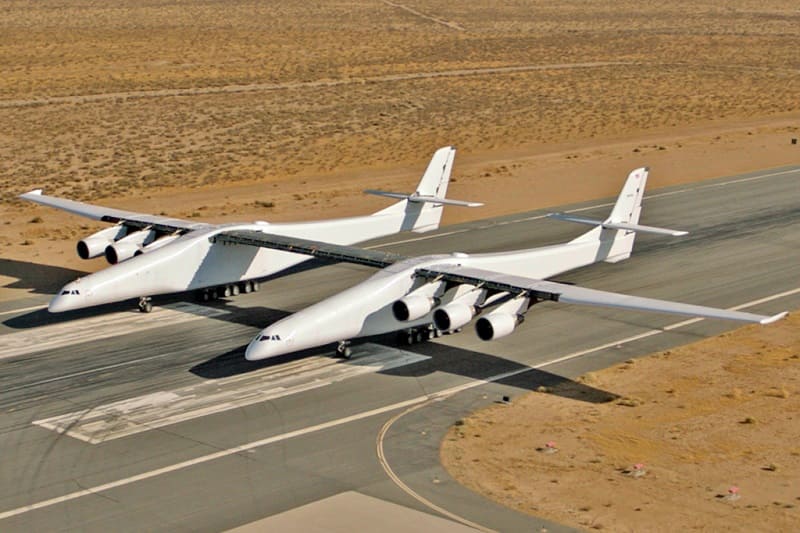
[231,284,240,296]
[242,281,252,294]
[252,281,260,292]
[336,341,352,359]
[138,297,153,313]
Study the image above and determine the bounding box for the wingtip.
[760,311,788,325]
[672,230,690,237]
[20,189,43,197]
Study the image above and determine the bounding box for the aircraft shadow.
[191,332,617,405]
[0,258,87,295]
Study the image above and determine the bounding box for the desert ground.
[1,1,799,530]
[441,313,800,532]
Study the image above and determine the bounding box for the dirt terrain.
[441,313,800,532]
[1,2,799,529]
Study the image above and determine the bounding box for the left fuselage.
[49,208,420,312]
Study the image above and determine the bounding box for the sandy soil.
[441,313,800,532]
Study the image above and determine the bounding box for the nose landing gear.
[138,296,153,313]
[335,341,352,359]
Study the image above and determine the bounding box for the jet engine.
[77,225,128,260]
[392,282,443,321]
[105,229,156,264]
[433,301,476,332]
[133,234,180,257]
[475,297,530,341]
[475,313,519,341]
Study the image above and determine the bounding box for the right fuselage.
[245,234,612,360]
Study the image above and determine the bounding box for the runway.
[1,166,798,532]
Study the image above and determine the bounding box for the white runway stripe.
[33,344,429,444]
[0,302,229,360]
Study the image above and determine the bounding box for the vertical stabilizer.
[569,167,649,263]
[373,146,457,233]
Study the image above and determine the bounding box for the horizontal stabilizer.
[364,190,483,207]
[547,212,688,236]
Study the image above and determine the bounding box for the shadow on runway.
[0,258,87,295]
[190,332,617,404]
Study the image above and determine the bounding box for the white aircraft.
[242,167,787,360]
[20,146,480,313]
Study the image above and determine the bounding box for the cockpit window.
[259,334,281,342]
[61,290,70,295]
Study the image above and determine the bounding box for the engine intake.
[476,313,519,341]
[105,229,156,264]
[433,301,475,332]
[393,294,436,322]
[77,225,127,260]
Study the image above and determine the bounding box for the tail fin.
[370,146,480,233]
[565,167,686,263]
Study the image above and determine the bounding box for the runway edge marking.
[1,287,796,521]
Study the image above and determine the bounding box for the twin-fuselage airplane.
[243,167,787,360]
[20,146,479,313]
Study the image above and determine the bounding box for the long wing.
[416,265,787,325]
[214,230,405,268]
[19,190,208,233]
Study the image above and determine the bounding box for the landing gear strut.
[196,281,261,303]
[336,341,352,359]
[402,325,440,345]
[138,296,153,313]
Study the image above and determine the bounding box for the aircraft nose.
[245,331,288,361]
[48,286,84,313]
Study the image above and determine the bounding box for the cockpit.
[60,289,81,295]
[259,334,281,342]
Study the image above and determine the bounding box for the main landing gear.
[138,296,153,313]
[401,325,440,346]
[336,341,352,359]
[197,280,260,302]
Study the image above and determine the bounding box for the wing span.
[19,190,206,233]
[416,265,787,325]
[214,230,405,269]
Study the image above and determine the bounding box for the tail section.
[369,146,481,233]
[557,167,686,263]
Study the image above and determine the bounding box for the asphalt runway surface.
[1,166,798,532]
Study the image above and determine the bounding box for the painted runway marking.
[0,304,47,317]
[33,345,429,444]
[1,287,795,521]
[0,302,229,360]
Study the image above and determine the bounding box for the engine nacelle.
[134,234,180,257]
[105,229,156,264]
[77,225,127,260]
[433,301,475,332]
[475,313,519,341]
[393,295,435,322]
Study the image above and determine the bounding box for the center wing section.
[415,265,787,325]
[19,190,207,233]
[214,230,406,268]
